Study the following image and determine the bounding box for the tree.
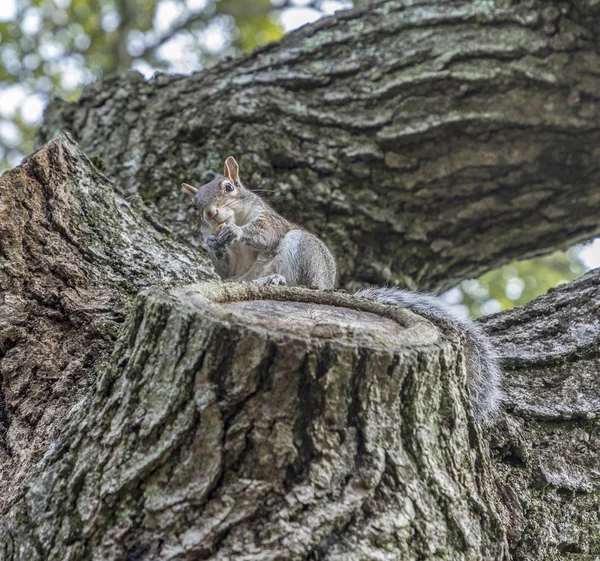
[38,0,600,291]
[1,1,600,559]
[1,0,595,315]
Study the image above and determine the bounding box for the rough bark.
[38,0,600,291]
[0,135,598,560]
[0,283,507,561]
[2,0,600,558]
[484,268,600,560]
[0,134,216,519]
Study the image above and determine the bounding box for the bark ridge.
[0,134,215,519]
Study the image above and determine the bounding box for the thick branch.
[484,266,600,560]
[0,134,216,516]
[39,0,600,290]
[1,134,598,559]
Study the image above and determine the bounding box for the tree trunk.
[484,270,600,560]
[1,135,599,560]
[0,281,507,561]
[38,0,600,291]
[2,0,600,559]
[0,134,216,520]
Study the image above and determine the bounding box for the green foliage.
[0,0,303,169]
[447,244,595,318]
[217,0,285,51]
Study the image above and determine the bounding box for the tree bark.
[0,134,598,560]
[484,269,600,560]
[0,134,216,520]
[2,0,600,559]
[38,0,600,291]
[0,282,507,561]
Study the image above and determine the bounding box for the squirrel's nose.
[206,206,219,220]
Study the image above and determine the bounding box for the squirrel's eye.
[224,182,234,193]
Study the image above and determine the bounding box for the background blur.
[1,0,598,317]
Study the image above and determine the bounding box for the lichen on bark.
[0,134,215,520]
[1,283,507,561]
[485,268,600,560]
[0,136,598,561]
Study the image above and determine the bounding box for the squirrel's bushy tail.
[355,287,502,425]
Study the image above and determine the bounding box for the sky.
[0,0,16,20]
[578,238,600,270]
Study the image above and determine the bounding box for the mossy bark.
[38,0,600,291]
[484,270,600,560]
[0,134,215,521]
[0,283,507,560]
[1,0,600,558]
[0,135,598,561]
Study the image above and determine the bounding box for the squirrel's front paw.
[253,274,287,286]
[217,224,242,244]
[206,234,224,249]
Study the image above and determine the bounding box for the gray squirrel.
[183,156,336,289]
[183,156,501,424]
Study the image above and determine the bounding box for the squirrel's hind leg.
[277,230,336,290]
[270,229,336,290]
[273,230,302,286]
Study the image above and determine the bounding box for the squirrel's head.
[182,156,246,232]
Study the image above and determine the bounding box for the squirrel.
[182,156,336,289]
[183,157,501,425]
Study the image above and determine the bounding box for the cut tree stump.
[1,282,506,561]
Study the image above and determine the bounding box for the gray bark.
[1,0,600,559]
[0,134,598,560]
[38,0,600,291]
[0,282,507,561]
[0,134,216,520]
[484,270,600,560]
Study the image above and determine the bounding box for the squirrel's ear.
[182,183,198,197]
[224,156,239,183]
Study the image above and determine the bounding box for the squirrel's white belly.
[228,243,275,280]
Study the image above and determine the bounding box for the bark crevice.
[0,134,215,518]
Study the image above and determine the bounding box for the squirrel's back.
[355,287,502,425]
[277,229,336,290]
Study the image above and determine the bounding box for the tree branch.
[1,135,599,560]
[39,0,600,291]
[484,266,600,559]
[137,11,211,61]
[0,134,215,514]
